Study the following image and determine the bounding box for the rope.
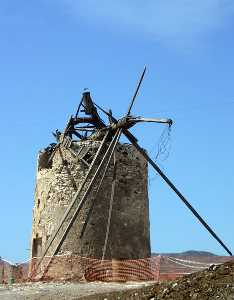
[102,151,117,261]
[155,125,172,162]
[148,125,172,185]
[167,257,218,270]
[168,256,220,266]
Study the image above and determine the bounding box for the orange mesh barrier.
[3,255,232,283]
[29,255,161,282]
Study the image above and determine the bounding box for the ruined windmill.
[30,67,232,281]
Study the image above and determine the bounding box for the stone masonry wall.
[30,140,150,280]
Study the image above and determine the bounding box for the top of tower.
[51,90,172,145]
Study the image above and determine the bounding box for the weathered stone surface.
[30,140,151,279]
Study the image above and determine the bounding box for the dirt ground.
[0,281,156,300]
[150,259,234,299]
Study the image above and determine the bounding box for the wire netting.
[29,255,161,282]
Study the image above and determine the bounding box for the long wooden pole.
[52,130,121,256]
[34,131,110,273]
[124,132,232,256]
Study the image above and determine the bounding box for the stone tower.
[30,139,151,280]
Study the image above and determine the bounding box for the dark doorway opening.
[32,237,42,257]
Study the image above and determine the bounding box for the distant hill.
[0,258,11,266]
[152,250,217,257]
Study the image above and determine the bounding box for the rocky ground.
[150,259,234,299]
[0,259,234,300]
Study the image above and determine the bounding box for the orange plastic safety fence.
[29,255,161,282]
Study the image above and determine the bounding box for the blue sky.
[0,0,234,263]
